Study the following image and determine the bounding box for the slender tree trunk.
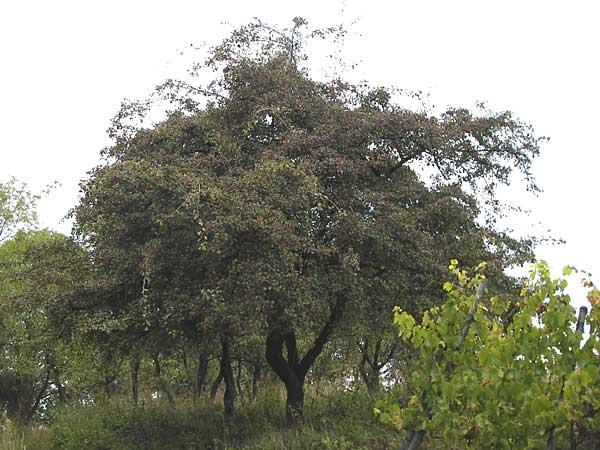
[182,351,197,404]
[130,357,140,406]
[358,355,381,394]
[235,358,243,399]
[358,338,397,394]
[197,350,209,395]
[55,371,67,403]
[153,353,161,399]
[104,375,115,400]
[47,355,67,403]
[220,338,235,417]
[547,306,587,450]
[251,362,261,404]
[210,365,224,401]
[152,353,175,405]
[101,351,121,402]
[401,280,488,450]
[184,350,209,404]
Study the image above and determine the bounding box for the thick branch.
[284,332,299,369]
[372,338,382,369]
[298,290,349,377]
[265,330,293,384]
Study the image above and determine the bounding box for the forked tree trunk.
[358,338,398,394]
[265,293,348,426]
[358,356,382,394]
[25,369,51,424]
[265,330,307,424]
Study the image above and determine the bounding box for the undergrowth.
[13,391,402,450]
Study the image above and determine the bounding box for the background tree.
[0,178,40,243]
[0,230,90,423]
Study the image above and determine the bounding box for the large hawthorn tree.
[73,18,542,424]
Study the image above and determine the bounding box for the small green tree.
[0,230,90,422]
[0,178,39,242]
[376,261,600,449]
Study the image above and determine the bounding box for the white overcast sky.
[1,0,598,307]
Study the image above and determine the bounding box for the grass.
[1,419,50,450]
[15,390,402,450]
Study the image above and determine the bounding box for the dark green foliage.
[71,17,541,423]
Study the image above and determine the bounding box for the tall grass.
[47,391,402,450]
[0,420,50,450]
[1,420,25,450]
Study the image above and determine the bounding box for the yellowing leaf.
[391,411,404,430]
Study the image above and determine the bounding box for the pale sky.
[1,0,598,308]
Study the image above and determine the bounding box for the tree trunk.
[130,357,140,406]
[182,351,197,404]
[358,337,398,394]
[358,355,381,394]
[152,353,161,398]
[220,338,235,417]
[104,375,115,400]
[153,353,175,405]
[285,372,304,424]
[184,350,209,404]
[251,362,261,404]
[235,359,244,400]
[265,293,347,426]
[55,371,67,403]
[210,365,224,401]
[48,355,67,403]
[197,350,209,395]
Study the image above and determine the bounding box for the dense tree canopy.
[71,18,542,424]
